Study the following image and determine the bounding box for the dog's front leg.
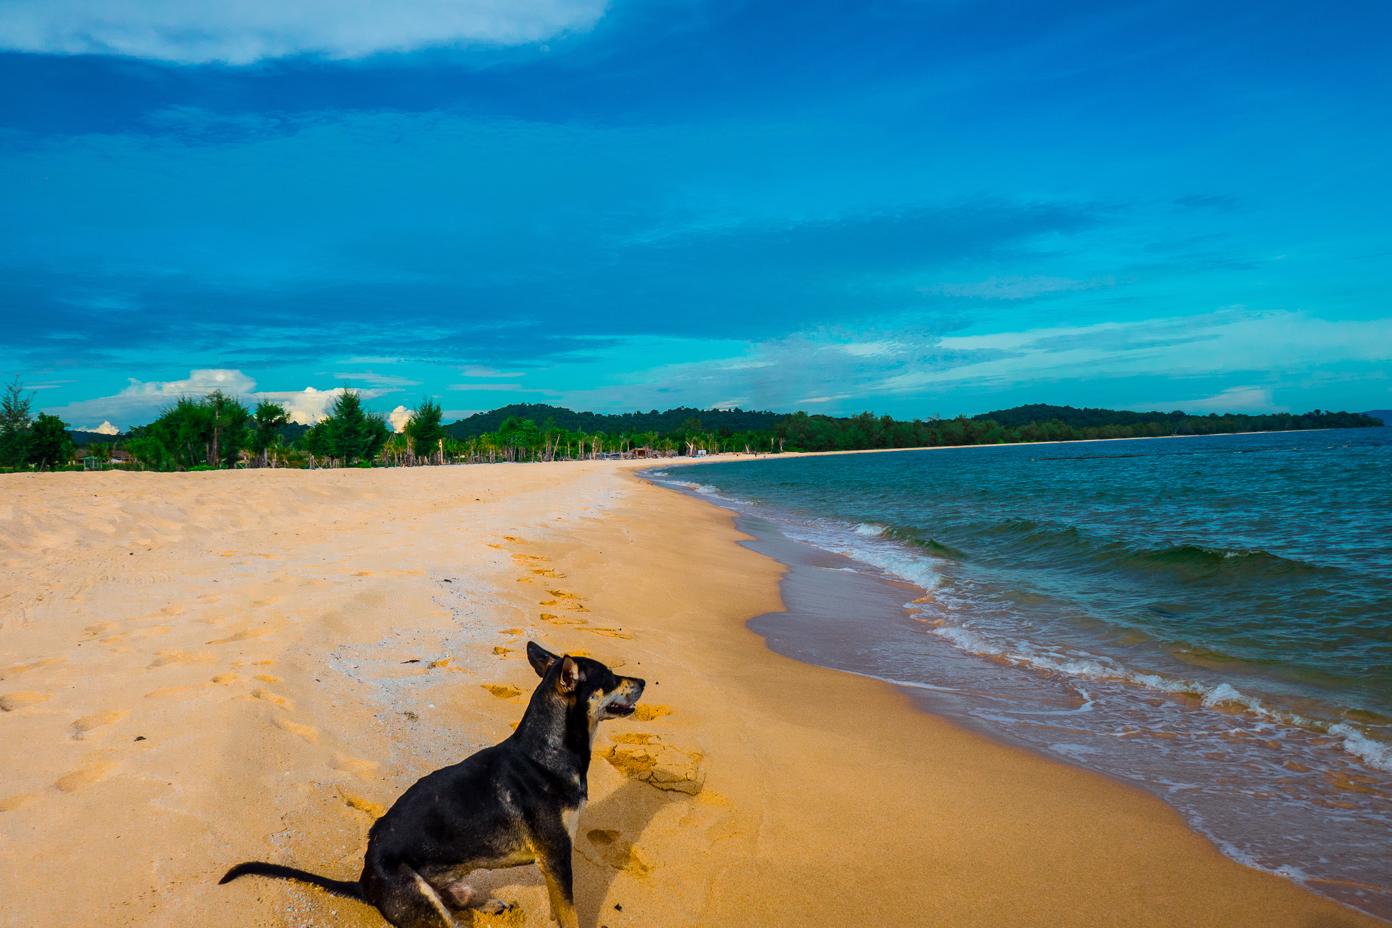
[536,838,577,928]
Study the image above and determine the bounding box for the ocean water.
[645,428,1392,919]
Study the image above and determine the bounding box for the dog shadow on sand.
[463,777,689,928]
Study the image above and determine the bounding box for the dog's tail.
[219,861,365,900]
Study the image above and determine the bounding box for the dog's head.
[526,641,645,724]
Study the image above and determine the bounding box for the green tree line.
[0,376,1382,474]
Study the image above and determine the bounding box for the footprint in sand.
[250,688,291,708]
[632,704,671,722]
[584,829,652,875]
[481,684,523,700]
[54,761,115,793]
[211,673,240,685]
[539,612,587,627]
[1,656,66,679]
[0,691,50,712]
[0,792,42,812]
[539,598,589,614]
[273,717,319,742]
[530,568,565,579]
[575,627,634,640]
[148,649,215,669]
[511,554,547,564]
[499,628,523,637]
[253,673,280,684]
[492,647,513,657]
[335,785,387,819]
[72,709,128,739]
[604,734,704,795]
[206,628,273,646]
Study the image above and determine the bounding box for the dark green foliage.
[67,429,121,446]
[971,404,1381,434]
[444,403,1383,460]
[27,413,74,468]
[205,391,250,467]
[251,400,290,463]
[404,399,447,458]
[302,391,389,465]
[124,392,251,471]
[0,377,33,468]
[445,403,785,441]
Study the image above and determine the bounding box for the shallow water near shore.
[644,428,1392,919]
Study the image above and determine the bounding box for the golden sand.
[0,461,1378,927]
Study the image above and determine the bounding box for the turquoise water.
[647,428,1392,917]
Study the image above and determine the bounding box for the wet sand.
[0,461,1377,926]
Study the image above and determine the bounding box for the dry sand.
[0,461,1377,927]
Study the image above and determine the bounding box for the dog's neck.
[510,683,592,789]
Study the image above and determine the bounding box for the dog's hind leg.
[436,878,512,916]
[374,864,463,928]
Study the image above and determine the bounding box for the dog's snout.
[624,676,646,699]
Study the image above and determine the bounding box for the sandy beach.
[0,460,1378,928]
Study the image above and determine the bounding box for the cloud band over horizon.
[3,0,1389,423]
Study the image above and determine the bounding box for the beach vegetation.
[302,390,389,466]
[3,376,1382,474]
[250,401,290,466]
[404,399,447,463]
[0,377,33,468]
[27,413,75,468]
[124,392,251,471]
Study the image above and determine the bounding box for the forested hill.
[444,404,786,439]
[973,404,1381,432]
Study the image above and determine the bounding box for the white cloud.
[253,386,389,425]
[555,309,1392,416]
[879,311,1392,393]
[81,420,121,435]
[0,0,608,65]
[43,368,394,426]
[1139,386,1282,414]
[388,405,414,433]
[125,368,257,397]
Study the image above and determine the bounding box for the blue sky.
[2,0,1389,430]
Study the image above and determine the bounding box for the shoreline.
[644,464,1391,920]
[0,463,1379,926]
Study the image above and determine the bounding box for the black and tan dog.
[220,642,645,928]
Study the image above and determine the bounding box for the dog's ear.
[556,656,580,695]
[527,641,560,678]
